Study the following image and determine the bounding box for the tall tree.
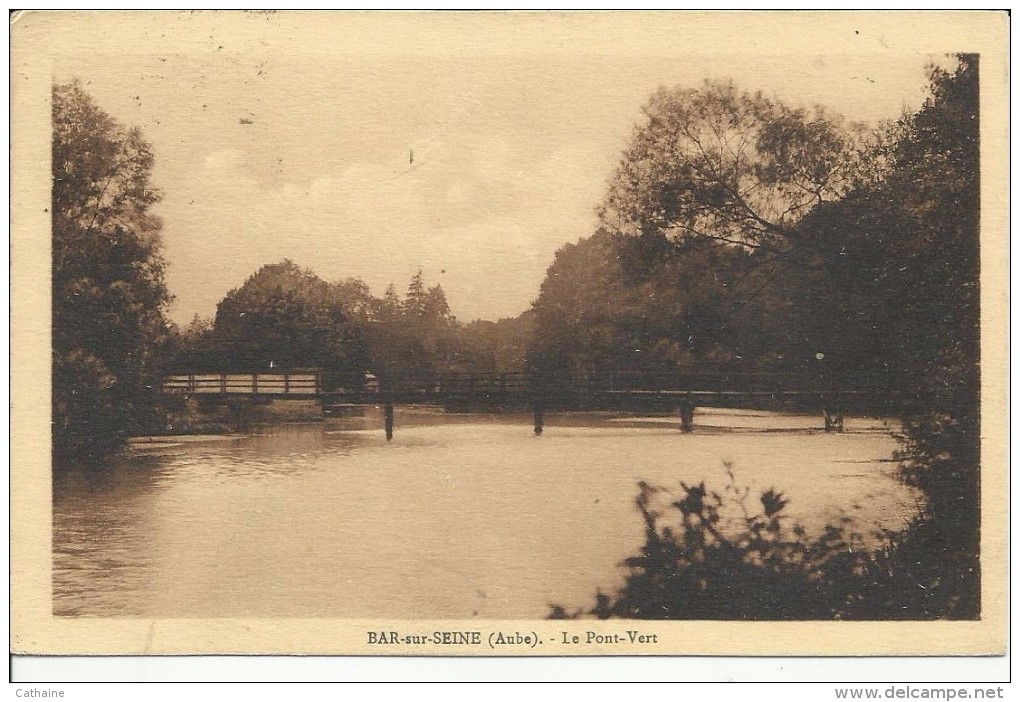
[52,80,172,459]
[369,271,459,379]
[376,283,403,323]
[404,268,428,318]
[582,80,868,382]
[213,260,367,383]
[528,232,631,378]
[868,55,980,617]
[424,284,451,320]
[777,57,979,406]
[332,277,377,325]
[599,80,862,253]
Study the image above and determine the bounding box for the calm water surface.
[53,408,920,618]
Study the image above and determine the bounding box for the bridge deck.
[163,371,874,403]
[162,371,885,436]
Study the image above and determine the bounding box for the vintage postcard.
[10,10,1008,657]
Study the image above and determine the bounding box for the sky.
[50,14,953,325]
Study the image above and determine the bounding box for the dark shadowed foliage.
[547,56,980,621]
[551,452,977,621]
[550,468,876,621]
[814,55,980,618]
[170,264,525,385]
[364,268,461,381]
[210,260,370,386]
[52,80,173,460]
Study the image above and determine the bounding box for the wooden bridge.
[163,370,890,437]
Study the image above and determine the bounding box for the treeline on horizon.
[167,263,536,385]
[52,56,980,617]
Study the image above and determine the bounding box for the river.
[52,407,920,619]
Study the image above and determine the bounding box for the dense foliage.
[546,56,981,620]
[531,80,882,385]
[171,265,517,384]
[205,260,369,386]
[550,467,967,621]
[530,61,978,396]
[365,270,460,380]
[551,473,873,621]
[528,232,789,379]
[52,81,172,459]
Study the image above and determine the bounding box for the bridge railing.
[164,369,900,403]
[163,372,319,396]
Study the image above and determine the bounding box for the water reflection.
[53,408,919,619]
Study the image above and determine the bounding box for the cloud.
[164,131,605,323]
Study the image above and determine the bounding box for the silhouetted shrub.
[552,465,880,620]
[553,451,978,620]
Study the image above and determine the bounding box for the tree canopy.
[532,62,979,399]
[599,81,862,252]
[211,260,369,382]
[52,80,172,458]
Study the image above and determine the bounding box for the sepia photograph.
[10,10,1008,662]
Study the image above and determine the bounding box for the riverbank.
[127,434,249,451]
[161,397,326,435]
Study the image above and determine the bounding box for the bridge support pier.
[678,395,695,433]
[822,404,844,433]
[384,402,394,441]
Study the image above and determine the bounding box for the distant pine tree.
[405,268,427,318]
